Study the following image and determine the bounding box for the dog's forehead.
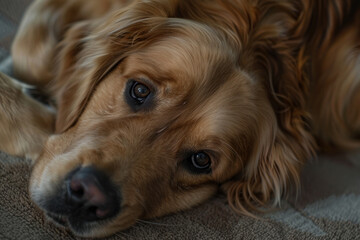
[122,32,237,83]
[119,32,255,134]
[182,72,256,136]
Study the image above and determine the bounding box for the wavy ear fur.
[220,1,316,214]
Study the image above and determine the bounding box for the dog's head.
[29,0,314,237]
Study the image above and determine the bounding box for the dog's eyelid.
[132,77,155,90]
[122,70,156,87]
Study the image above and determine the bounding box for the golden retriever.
[0,0,359,237]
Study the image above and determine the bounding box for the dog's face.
[29,1,312,238]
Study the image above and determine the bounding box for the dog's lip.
[46,213,68,227]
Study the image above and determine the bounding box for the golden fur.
[0,0,359,237]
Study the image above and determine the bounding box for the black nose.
[65,167,119,221]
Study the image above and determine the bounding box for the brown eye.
[130,81,150,104]
[191,152,211,169]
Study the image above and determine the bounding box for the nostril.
[87,206,97,215]
[67,178,86,203]
[84,205,99,220]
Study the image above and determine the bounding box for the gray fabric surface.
[0,0,31,62]
[1,0,360,239]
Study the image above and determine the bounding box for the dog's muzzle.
[42,166,120,231]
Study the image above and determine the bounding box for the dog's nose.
[66,167,119,221]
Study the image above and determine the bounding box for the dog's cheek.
[142,183,218,219]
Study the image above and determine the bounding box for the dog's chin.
[45,212,99,237]
[40,197,140,238]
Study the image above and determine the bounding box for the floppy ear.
[222,7,316,214]
[222,88,315,214]
[52,21,93,133]
[223,121,314,214]
[53,1,178,133]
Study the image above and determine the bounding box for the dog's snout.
[65,167,119,221]
[67,171,109,219]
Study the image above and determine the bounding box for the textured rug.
[1,151,360,239]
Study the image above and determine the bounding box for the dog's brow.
[122,54,181,86]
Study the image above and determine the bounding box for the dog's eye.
[130,81,150,104]
[191,152,211,169]
[181,151,212,174]
[125,79,154,111]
